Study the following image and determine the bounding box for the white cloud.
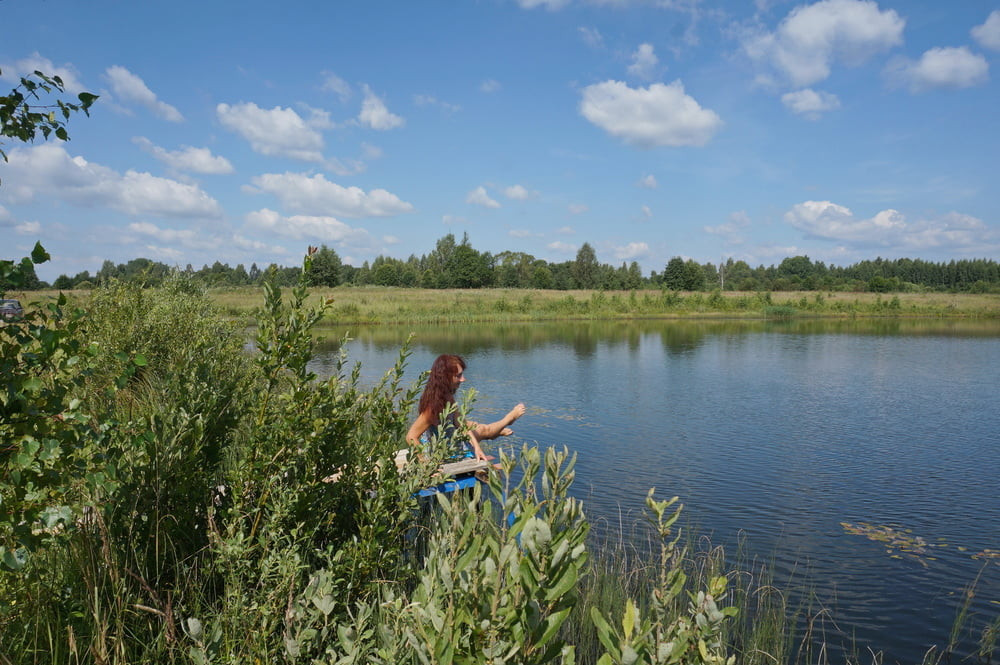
[217,102,325,162]
[248,172,414,218]
[15,221,41,236]
[637,174,658,189]
[509,229,543,238]
[628,43,660,80]
[640,205,652,219]
[414,93,461,113]
[885,47,989,93]
[3,144,223,219]
[358,85,404,130]
[321,71,352,102]
[705,210,752,240]
[743,0,904,87]
[785,200,998,253]
[547,241,577,254]
[245,208,376,247]
[0,52,86,93]
[557,225,576,234]
[972,10,1000,51]
[781,88,841,118]
[517,0,570,10]
[504,184,533,200]
[579,26,604,49]
[480,79,502,93]
[567,204,588,215]
[127,221,219,250]
[580,80,722,148]
[105,65,183,122]
[613,241,650,260]
[133,137,234,175]
[442,214,467,225]
[466,186,501,208]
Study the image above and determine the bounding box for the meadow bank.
[21,287,1000,325]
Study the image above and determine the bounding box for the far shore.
[17,286,1000,324]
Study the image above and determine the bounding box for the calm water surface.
[310,319,1000,664]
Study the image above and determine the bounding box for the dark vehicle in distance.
[1,299,24,321]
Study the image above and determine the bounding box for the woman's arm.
[406,411,432,448]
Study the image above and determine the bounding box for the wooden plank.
[439,458,489,477]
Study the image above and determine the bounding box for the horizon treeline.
[8,232,1000,293]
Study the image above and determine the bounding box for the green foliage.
[0,68,98,172]
[0,244,123,570]
[591,492,737,665]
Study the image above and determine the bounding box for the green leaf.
[1,546,29,570]
[31,241,50,264]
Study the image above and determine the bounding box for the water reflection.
[314,317,1000,358]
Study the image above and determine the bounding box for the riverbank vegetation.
[3,246,998,664]
[10,287,1000,328]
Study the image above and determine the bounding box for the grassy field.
[13,286,1000,324]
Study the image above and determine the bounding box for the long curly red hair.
[418,354,466,426]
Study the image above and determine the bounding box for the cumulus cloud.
[504,184,534,200]
[517,0,570,10]
[133,137,234,175]
[742,0,904,87]
[637,174,658,189]
[3,144,223,219]
[358,85,404,130]
[972,10,1000,51]
[0,52,86,93]
[245,208,377,248]
[567,204,588,215]
[127,221,219,250]
[547,241,577,254]
[640,205,652,219]
[628,43,660,80]
[16,221,41,236]
[613,242,650,260]
[509,229,543,238]
[579,26,604,48]
[580,80,722,148]
[480,79,502,93]
[785,200,998,253]
[247,172,414,218]
[705,210,752,241]
[466,186,501,208]
[781,88,841,118]
[218,102,325,162]
[105,66,183,122]
[557,225,575,234]
[321,71,352,102]
[885,47,989,92]
[413,93,461,113]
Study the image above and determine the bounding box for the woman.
[406,354,525,462]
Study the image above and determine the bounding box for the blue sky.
[2,0,998,282]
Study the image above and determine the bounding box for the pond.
[309,318,1000,664]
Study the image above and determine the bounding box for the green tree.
[446,242,492,288]
[309,244,342,287]
[663,257,687,290]
[573,242,599,289]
